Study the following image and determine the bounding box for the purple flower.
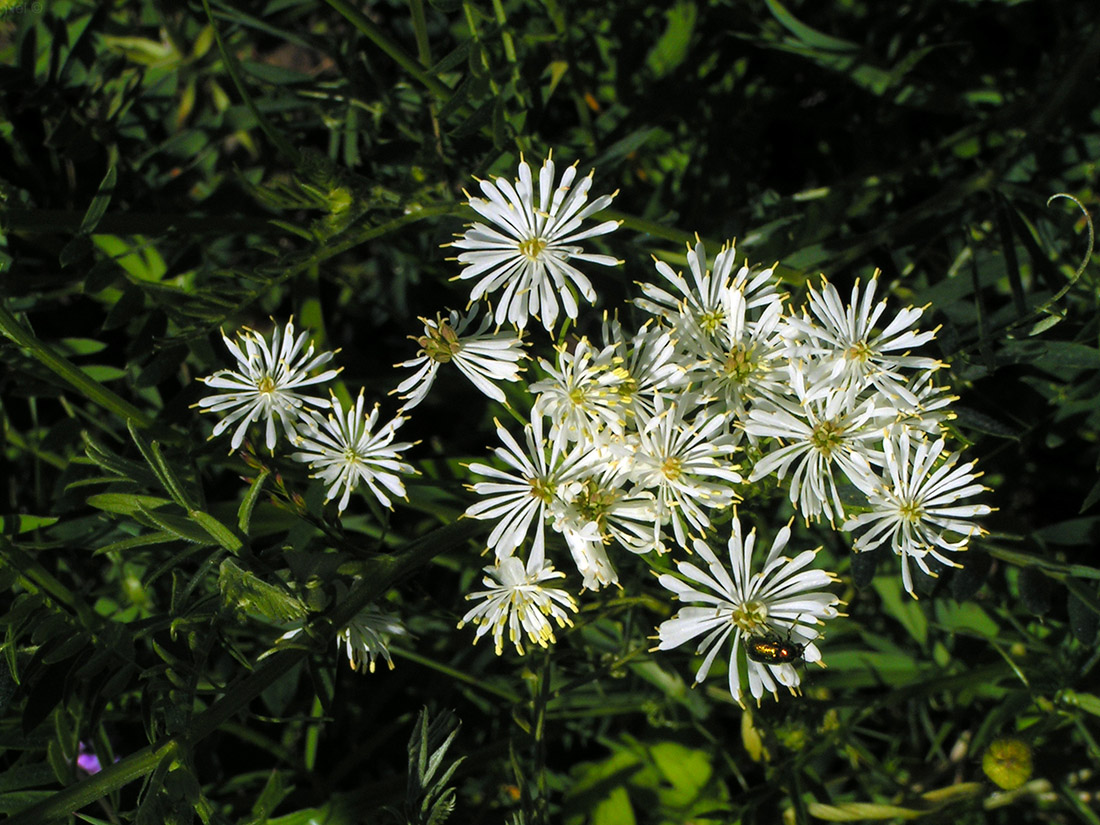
[76,741,102,775]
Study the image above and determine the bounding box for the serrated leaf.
[218,559,307,622]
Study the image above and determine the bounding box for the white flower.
[745,370,889,523]
[690,288,790,425]
[552,471,659,588]
[195,318,341,451]
[598,316,685,419]
[635,239,779,339]
[464,416,588,560]
[392,308,526,410]
[291,391,416,514]
[654,514,841,707]
[529,337,627,445]
[337,608,405,673]
[450,154,621,332]
[785,275,941,405]
[458,553,578,655]
[842,428,992,597]
[625,395,742,550]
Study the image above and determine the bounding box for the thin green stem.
[0,303,153,429]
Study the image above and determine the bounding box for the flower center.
[730,600,769,633]
[722,343,756,384]
[660,456,683,481]
[845,341,873,363]
[810,419,845,458]
[698,308,725,335]
[573,479,616,529]
[417,318,462,364]
[528,476,556,505]
[898,499,924,523]
[519,237,548,261]
[257,375,277,394]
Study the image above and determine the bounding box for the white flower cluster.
[193,153,994,703]
[437,155,992,704]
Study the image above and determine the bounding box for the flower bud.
[982,738,1032,790]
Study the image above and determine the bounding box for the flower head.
[635,239,779,340]
[842,428,992,597]
[745,369,890,523]
[392,308,526,410]
[450,154,621,332]
[291,391,416,514]
[785,275,941,405]
[465,415,588,560]
[624,394,742,550]
[195,318,341,452]
[654,514,841,706]
[529,337,627,445]
[458,553,578,655]
[337,607,405,673]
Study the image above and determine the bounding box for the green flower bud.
[982,738,1032,790]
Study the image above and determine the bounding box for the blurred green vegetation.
[0,1,1098,823]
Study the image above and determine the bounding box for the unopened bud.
[982,738,1032,790]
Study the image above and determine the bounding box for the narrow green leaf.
[127,420,196,510]
[79,164,117,235]
[86,493,173,516]
[0,515,58,535]
[1029,313,1064,336]
[764,0,859,52]
[0,304,152,428]
[189,510,243,553]
[237,468,271,534]
[137,506,218,545]
[807,800,922,821]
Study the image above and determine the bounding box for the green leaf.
[874,577,928,647]
[86,493,173,516]
[933,601,999,639]
[0,515,58,535]
[764,0,859,52]
[807,800,922,820]
[79,164,117,235]
[137,506,218,545]
[218,559,307,623]
[238,468,271,533]
[127,420,198,511]
[189,510,242,553]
